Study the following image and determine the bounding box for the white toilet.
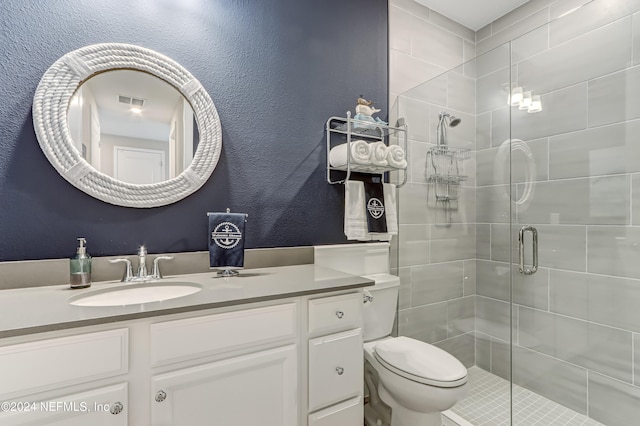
[315,243,468,426]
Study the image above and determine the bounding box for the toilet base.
[379,383,443,426]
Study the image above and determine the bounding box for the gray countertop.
[0,264,373,338]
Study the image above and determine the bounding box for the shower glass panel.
[392,0,640,424]
[510,4,640,425]
[391,44,512,424]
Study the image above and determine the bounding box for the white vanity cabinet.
[0,287,368,426]
[307,292,364,425]
[149,303,299,426]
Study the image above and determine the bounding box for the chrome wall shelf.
[326,111,408,187]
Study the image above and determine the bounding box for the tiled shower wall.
[391,0,640,424]
[389,0,477,369]
[474,1,640,424]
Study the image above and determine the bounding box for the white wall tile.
[512,25,548,63]
[549,120,640,179]
[411,261,464,305]
[398,302,448,343]
[588,65,640,127]
[589,371,640,426]
[516,175,630,225]
[390,50,447,95]
[518,306,633,383]
[399,224,430,267]
[412,21,465,70]
[430,223,476,262]
[512,345,589,414]
[588,226,640,279]
[550,269,640,333]
[477,9,550,55]
[511,84,588,141]
[549,0,640,46]
[633,174,640,226]
[518,17,632,95]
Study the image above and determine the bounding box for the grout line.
[633,332,636,387]
[585,225,588,274]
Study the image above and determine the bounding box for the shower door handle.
[518,225,538,275]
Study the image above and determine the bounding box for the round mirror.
[33,43,221,208]
[68,70,199,185]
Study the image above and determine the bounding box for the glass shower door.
[509,4,640,424]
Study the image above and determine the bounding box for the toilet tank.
[313,243,399,342]
[362,274,400,342]
[314,242,390,276]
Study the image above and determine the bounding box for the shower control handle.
[336,367,344,375]
[336,311,344,319]
[518,225,538,275]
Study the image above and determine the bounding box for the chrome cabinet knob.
[336,367,344,375]
[110,401,124,415]
[336,311,344,319]
[155,390,167,402]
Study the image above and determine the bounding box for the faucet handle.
[152,256,174,279]
[109,258,133,282]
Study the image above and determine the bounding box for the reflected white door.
[114,147,165,184]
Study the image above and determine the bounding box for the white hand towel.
[387,145,408,169]
[344,181,397,241]
[369,141,388,167]
[329,140,371,167]
[344,180,368,241]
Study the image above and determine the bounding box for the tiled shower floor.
[445,367,604,426]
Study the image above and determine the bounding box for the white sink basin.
[69,282,202,307]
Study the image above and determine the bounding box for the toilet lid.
[374,336,467,387]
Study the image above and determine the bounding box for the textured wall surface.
[0,0,387,261]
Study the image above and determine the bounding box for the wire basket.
[426,146,470,201]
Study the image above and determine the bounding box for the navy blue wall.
[0,0,388,261]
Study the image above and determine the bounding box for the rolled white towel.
[369,141,388,167]
[387,145,407,169]
[329,140,371,167]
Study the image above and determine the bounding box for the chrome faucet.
[109,246,174,282]
[137,246,148,278]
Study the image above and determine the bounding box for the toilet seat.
[374,336,468,388]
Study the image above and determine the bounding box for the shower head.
[439,111,461,127]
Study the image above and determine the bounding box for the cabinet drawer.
[308,396,363,426]
[308,293,362,336]
[0,329,128,399]
[308,328,363,412]
[150,303,296,366]
[0,383,128,426]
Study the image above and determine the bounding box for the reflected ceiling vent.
[118,95,145,107]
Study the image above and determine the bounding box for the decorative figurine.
[354,95,387,128]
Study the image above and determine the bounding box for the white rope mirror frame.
[32,43,222,208]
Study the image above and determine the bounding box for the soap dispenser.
[70,238,92,289]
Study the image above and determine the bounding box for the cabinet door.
[151,345,297,426]
[0,383,127,426]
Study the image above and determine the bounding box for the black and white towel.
[363,176,388,233]
[207,212,247,269]
[344,178,397,241]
